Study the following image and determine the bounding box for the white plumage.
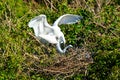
[28,14,82,53]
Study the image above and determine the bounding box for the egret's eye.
[56,37,59,41]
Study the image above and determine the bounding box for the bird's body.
[28,14,82,53]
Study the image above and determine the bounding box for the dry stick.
[92,21,106,29]
[34,56,83,74]
[41,62,86,76]
[63,72,75,79]
[29,53,92,77]
[24,52,39,61]
[106,0,112,5]
[93,22,118,37]
[51,53,77,66]
[34,61,70,74]
[51,47,89,68]
[43,58,88,74]
[43,0,48,8]
[42,68,73,74]
[62,56,90,70]
[116,6,120,10]
[44,0,57,11]
[96,0,100,8]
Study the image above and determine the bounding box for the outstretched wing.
[53,14,83,26]
[28,14,53,37]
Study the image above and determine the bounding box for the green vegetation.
[0,0,120,79]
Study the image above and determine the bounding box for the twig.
[24,53,39,61]
[42,68,73,74]
[92,21,106,29]
[44,0,57,11]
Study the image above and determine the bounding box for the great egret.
[28,14,82,53]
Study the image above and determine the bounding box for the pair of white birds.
[28,14,82,53]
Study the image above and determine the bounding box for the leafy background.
[0,0,120,79]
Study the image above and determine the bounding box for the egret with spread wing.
[28,14,83,53]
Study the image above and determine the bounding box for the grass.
[0,0,120,79]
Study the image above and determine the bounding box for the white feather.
[28,14,82,53]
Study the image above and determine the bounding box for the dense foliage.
[0,0,120,79]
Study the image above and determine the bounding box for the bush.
[0,0,120,79]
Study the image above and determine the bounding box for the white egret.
[28,14,83,53]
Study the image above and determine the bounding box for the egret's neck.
[56,42,73,53]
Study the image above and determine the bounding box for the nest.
[23,46,93,79]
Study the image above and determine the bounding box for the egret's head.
[59,31,66,44]
[59,36,65,44]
